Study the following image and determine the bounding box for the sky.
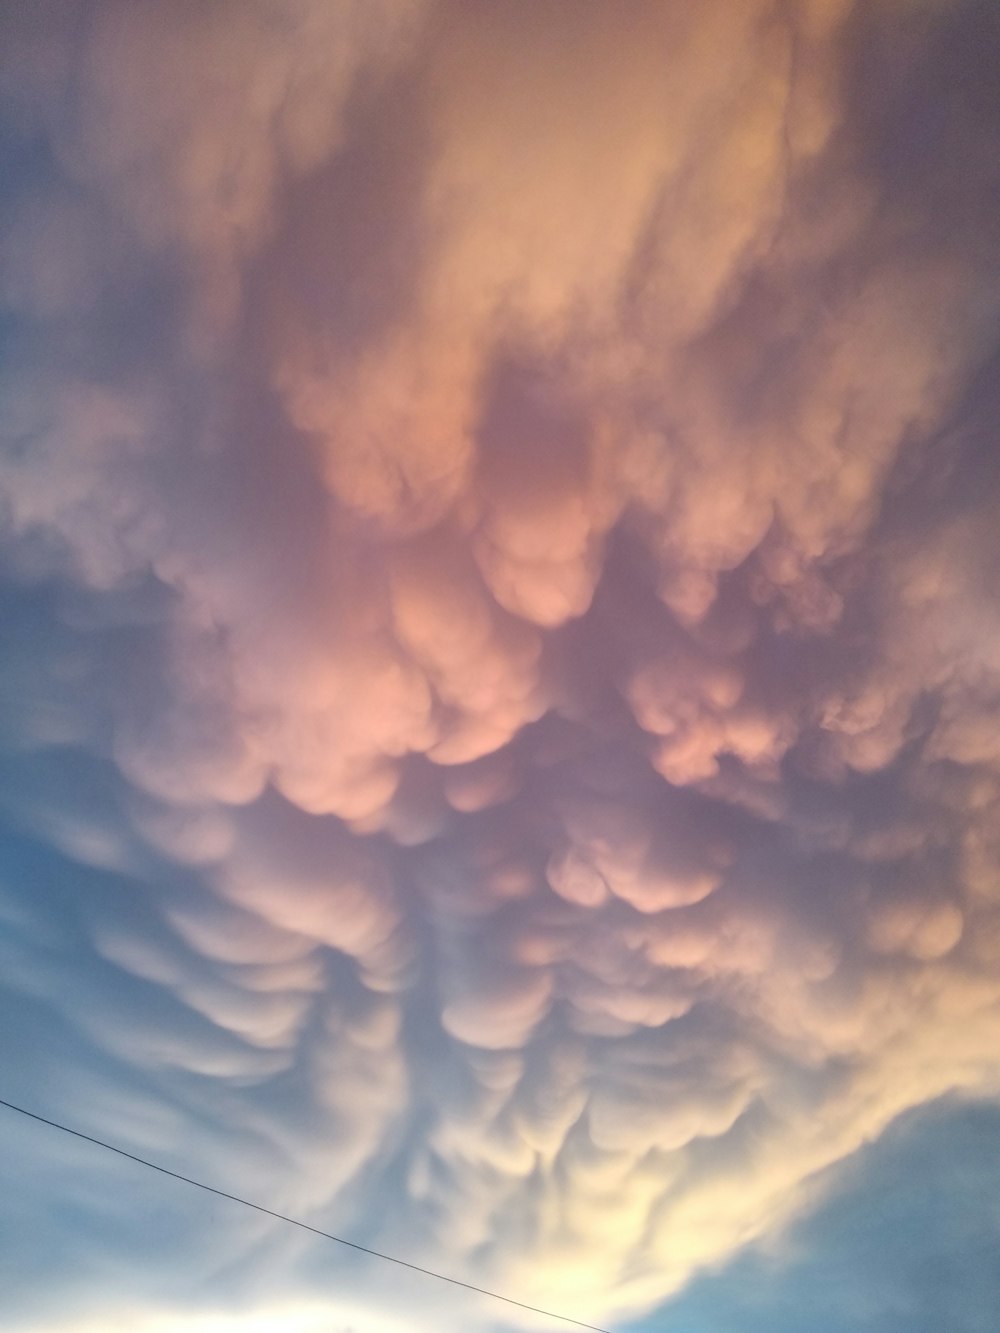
[1,1,999,1330]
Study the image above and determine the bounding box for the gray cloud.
[2,1,1000,1330]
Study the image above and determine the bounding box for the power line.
[0,1094,612,1333]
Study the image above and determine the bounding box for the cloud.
[635,1097,1000,1333]
[2,1,1000,1330]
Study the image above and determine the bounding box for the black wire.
[0,1094,612,1333]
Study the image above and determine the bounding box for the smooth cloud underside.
[1,1,1000,1329]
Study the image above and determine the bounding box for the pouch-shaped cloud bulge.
[2,0,1000,1331]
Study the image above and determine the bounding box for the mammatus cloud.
[2,0,1000,1329]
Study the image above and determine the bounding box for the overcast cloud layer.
[2,2,1000,1330]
